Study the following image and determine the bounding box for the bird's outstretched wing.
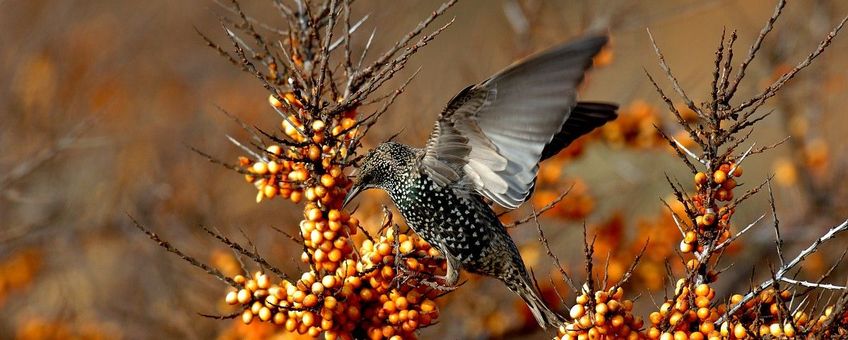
[420,34,614,209]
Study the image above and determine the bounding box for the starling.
[343,34,618,330]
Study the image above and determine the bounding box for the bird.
[342,33,618,330]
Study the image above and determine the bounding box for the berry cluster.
[722,289,797,338]
[299,204,357,272]
[646,280,723,339]
[558,286,644,340]
[224,227,444,339]
[239,94,355,205]
[682,162,743,259]
[355,229,444,339]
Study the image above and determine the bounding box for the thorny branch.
[718,219,848,325]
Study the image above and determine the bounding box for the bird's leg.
[413,243,460,291]
[441,249,460,286]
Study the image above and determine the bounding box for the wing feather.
[420,34,612,208]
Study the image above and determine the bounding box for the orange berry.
[695,172,708,185]
[305,187,317,201]
[734,323,747,338]
[668,312,682,326]
[377,243,392,256]
[684,231,697,244]
[783,323,795,337]
[700,321,715,334]
[732,165,743,177]
[383,300,397,313]
[702,213,716,226]
[713,170,727,184]
[307,208,323,222]
[420,299,436,313]
[695,284,710,296]
[730,294,743,304]
[322,275,337,288]
[237,289,251,304]
[396,296,409,310]
[695,296,711,308]
[302,311,316,327]
[269,94,283,108]
[225,291,238,305]
[273,312,285,325]
[328,209,341,221]
[308,145,321,161]
[252,162,268,175]
[263,184,278,199]
[258,307,272,321]
[680,240,693,253]
[242,310,254,324]
[611,314,624,328]
[570,304,585,319]
[290,190,303,203]
[723,178,737,190]
[697,307,710,320]
[768,322,782,336]
[315,185,328,198]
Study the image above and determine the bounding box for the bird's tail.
[509,275,564,330]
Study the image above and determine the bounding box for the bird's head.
[342,142,416,208]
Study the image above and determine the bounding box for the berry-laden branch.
[134,0,461,339]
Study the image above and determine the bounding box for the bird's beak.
[342,182,363,208]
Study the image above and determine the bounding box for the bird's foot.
[391,265,458,292]
[417,274,460,292]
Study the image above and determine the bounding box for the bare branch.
[724,0,786,101]
[646,29,702,117]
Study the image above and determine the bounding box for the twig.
[129,214,237,287]
[646,28,701,117]
[767,180,785,267]
[724,0,786,101]
[534,209,579,296]
[505,185,573,228]
[198,224,288,280]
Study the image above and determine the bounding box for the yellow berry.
[237,289,251,304]
[570,304,585,319]
[225,291,238,305]
[252,162,268,175]
[242,310,254,324]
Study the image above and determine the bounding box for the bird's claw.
[391,265,458,292]
[418,275,459,292]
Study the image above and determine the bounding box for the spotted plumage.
[344,34,618,330]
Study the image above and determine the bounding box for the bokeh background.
[2,0,847,339]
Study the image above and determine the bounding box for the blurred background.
[2,0,847,339]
